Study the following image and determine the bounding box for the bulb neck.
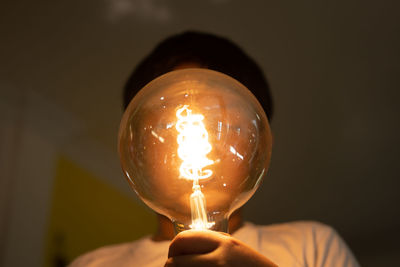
[172,217,228,235]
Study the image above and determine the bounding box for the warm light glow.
[175,105,215,230]
[175,105,214,181]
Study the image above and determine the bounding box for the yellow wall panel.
[44,155,156,267]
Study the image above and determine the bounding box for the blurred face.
[120,63,272,228]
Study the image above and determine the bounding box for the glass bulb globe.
[118,68,272,233]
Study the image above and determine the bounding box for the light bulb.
[118,68,272,233]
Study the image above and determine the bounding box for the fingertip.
[164,257,174,267]
[168,230,220,258]
[216,231,231,237]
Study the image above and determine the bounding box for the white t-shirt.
[69,221,360,267]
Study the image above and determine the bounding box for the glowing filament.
[176,105,214,230]
[176,105,214,181]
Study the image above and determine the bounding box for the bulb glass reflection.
[118,68,272,233]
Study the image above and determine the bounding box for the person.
[70,31,360,267]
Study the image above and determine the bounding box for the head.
[122,31,273,236]
[123,31,273,121]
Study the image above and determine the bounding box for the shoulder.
[255,220,348,252]
[248,221,360,267]
[260,220,337,239]
[250,220,333,248]
[256,220,332,232]
[68,238,149,267]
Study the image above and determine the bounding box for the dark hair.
[123,31,273,121]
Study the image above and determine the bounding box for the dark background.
[1,1,399,266]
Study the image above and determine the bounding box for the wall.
[0,88,155,266]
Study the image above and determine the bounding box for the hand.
[165,230,278,267]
